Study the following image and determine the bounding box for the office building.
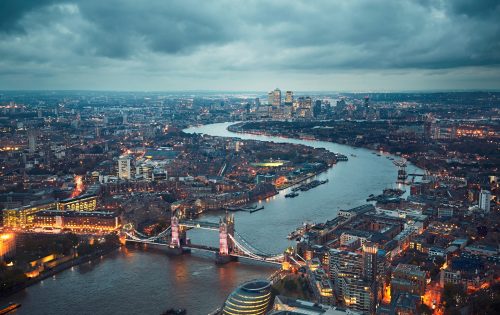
[57,195,98,212]
[479,190,491,213]
[284,91,293,105]
[269,88,281,107]
[3,200,56,228]
[313,100,322,117]
[33,210,120,233]
[118,155,132,180]
[391,263,426,297]
[222,279,273,315]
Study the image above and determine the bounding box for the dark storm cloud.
[0,0,499,90]
[76,1,237,58]
[0,0,64,33]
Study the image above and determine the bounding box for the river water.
[1,122,420,315]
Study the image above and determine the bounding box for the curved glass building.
[222,279,273,315]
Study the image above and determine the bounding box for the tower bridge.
[123,213,294,266]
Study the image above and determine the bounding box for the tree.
[442,283,465,310]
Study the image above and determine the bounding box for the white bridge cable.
[229,234,283,262]
[233,231,279,257]
[125,226,171,242]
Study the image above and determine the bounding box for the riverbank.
[227,121,432,172]
[0,245,120,299]
[227,121,423,165]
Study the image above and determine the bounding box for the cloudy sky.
[1,0,499,91]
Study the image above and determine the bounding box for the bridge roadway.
[179,219,219,230]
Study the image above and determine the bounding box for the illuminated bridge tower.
[170,216,181,248]
[217,212,235,264]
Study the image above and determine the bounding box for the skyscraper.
[271,88,281,107]
[313,100,322,118]
[285,91,293,105]
[479,190,491,213]
[118,155,132,180]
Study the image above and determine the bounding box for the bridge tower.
[216,212,235,264]
[170,216,180,248]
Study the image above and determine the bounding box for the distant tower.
[479,190,491,213]
[254,98,261,108]
[122,112,128,125]
[118,155,132,180]
[269,88,281,107]
[284,91,293,106]
[313,100,322,118]
[28,131,36,154]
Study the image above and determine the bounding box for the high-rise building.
[304,96,312,109]
[329,249,363,299]
[329,248,379,313]
[222,279,273,315]
[118,155,132,180]
[268,91,274,105]
[270,88,281,107]
[479,190,491,213]
[362,242,378,282]
[313,100,322,118]
[284,91,293,105]
[28,130,36,154]
[122,112,128,124]
[336,99,347,112]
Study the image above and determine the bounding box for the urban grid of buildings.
[0,90,498,314]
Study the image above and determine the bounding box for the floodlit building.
[33,210,120,233]
[3,200,57,228]
[57,195,98,212]
[222,279,272,315]
[0,233,16,261]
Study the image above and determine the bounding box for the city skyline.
[1,0,500,91]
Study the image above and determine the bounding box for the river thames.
[1,122,420,314]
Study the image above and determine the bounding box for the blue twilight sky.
[0,0,499,91]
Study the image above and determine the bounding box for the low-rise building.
[33,210,120,233]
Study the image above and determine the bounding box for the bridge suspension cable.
[229,234,283,262]
[124,226,171,243]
